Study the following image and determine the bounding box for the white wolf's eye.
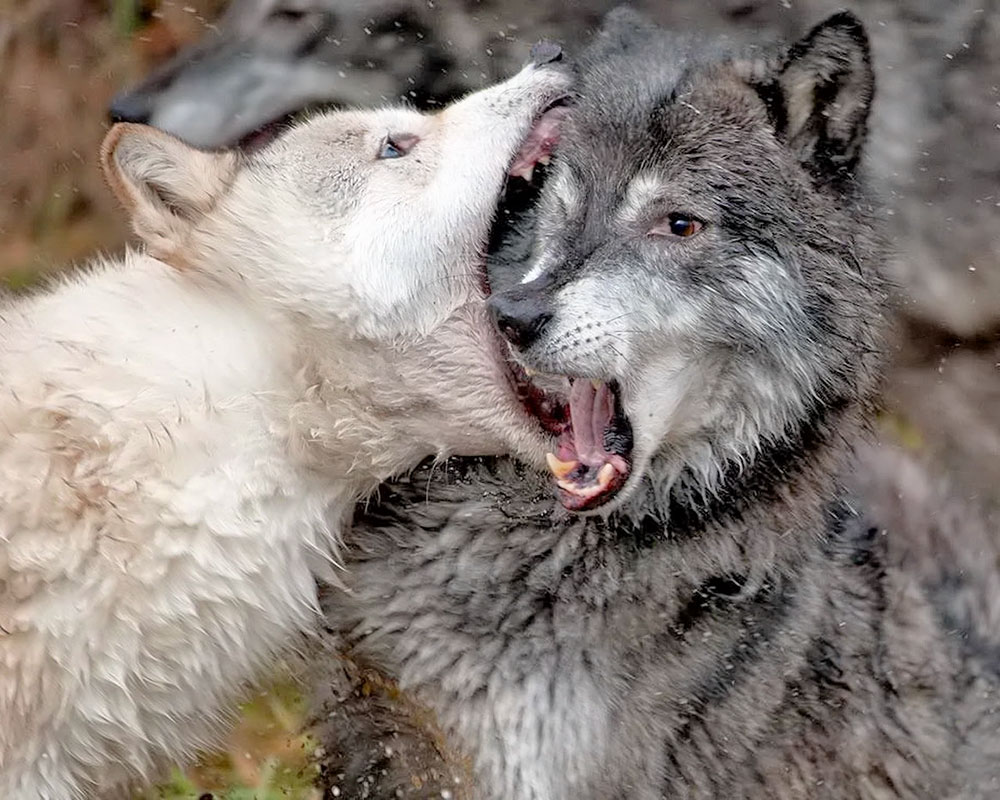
[649,213,705,239]
[377,134,418,160]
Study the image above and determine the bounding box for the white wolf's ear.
[751,12,874,181]
[101,123,240,258]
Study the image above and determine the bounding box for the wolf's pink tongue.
[508,106,568,179]
[569,379,610,467]
[593,381,615,457]
[545,379,631,511]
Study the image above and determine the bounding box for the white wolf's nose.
[529,40,563,66]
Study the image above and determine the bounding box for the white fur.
[0,63,568,799]
[616,171,667,226]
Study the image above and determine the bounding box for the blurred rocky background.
[1,0,998,796]
[0,0,220,284]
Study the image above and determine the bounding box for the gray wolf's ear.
[757,12,874,180]
[101,123,240,258]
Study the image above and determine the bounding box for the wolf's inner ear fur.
[101,123,239,258]
[754,12,874,180]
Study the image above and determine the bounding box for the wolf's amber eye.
[669,217,702,237]
[649,213,705,239]
[377,134,417,160]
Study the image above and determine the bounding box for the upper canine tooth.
[524,366,539,377]
[590,379,603,390]
[537,154,551,165]
[546,452,579,479]
[522,165,535,183]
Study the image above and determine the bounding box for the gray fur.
[314,454,1000,799]
[490,9,886,514]
[310,13,1000,799]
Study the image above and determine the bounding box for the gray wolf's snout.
[488,287,552,350]
[529,40,563,66]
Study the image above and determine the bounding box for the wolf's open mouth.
[486,100,634,511]
[504,365,634,511]
[547,377,633,510]
[237,102,332,152]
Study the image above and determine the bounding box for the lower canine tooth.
[546,452,579,479]
[557,478,584,495]
[597,463,616,488]
[524,366,539,377]
[537,154,551,165]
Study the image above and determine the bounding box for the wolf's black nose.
[488,290,552,350]
[529,40,563,66]
[108,91,152,124]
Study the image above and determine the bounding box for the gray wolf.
[108,0,1000,339]
[313,11,1000,799]
[0,55,569,799]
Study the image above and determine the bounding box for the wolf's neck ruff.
[616,394,860,538]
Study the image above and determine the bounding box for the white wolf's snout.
[436,61,571,180]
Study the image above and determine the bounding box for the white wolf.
[0,54,568,798]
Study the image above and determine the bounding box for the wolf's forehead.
[560,74,766,200]
[555,108,703,204]
[617,173,671,222]
[572,31,722,126]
